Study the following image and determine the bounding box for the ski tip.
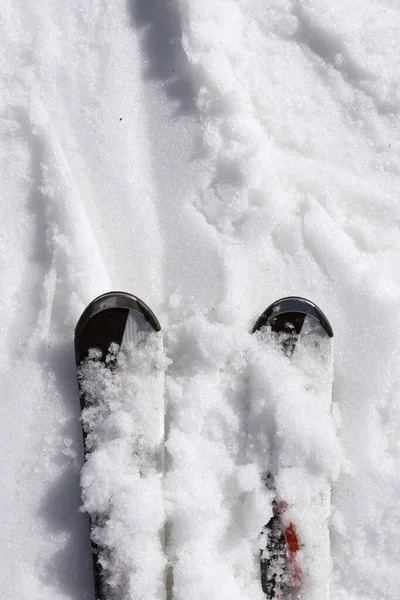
[252,296,333,338]
[75,291,161,339]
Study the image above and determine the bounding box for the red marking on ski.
[285,522,300,556]
[285,521,302,586]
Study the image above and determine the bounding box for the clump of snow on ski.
[162,301,341,600]
[164,313,271,600]
[76,297,168,600]
[249,300,341,599]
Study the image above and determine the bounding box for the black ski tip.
[75,291,161,339]
[252,296,333,338]
[74,292,161,366]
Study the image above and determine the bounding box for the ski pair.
[74,292,334,600]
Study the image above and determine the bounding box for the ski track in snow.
[1,0,400,598]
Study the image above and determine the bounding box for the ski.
[252,297,334,600]
[74,292,165,600]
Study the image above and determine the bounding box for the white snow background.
[1,0,400,598]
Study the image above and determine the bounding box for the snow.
[79,336,166,600]
[1,0,400,598]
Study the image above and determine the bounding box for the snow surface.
[79,334,167,600]
[2,0,400,598]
